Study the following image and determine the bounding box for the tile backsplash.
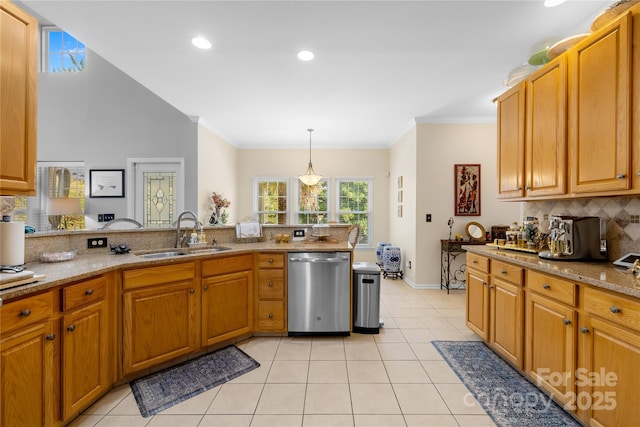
[523,196,640,261]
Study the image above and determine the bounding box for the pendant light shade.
[299,129,322,186]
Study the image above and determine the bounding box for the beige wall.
[236,148,389,263]
[197,124,238,224]
[389,127,418,283]
[413,122,521,286]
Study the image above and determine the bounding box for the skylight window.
[42,26,86,73]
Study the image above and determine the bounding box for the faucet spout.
[175,210,201,248]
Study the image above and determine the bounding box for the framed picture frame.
[454,164,480,216]
[90,169,125,198]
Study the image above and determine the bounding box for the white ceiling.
[21,0,611,149]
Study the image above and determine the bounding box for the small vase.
[209,207,221,225]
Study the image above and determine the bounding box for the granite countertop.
[0,240,352,303]
[464,245,640,299]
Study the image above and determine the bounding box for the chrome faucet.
[175,210,202,248]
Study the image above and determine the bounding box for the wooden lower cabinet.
[490,277,524,369]
[61,275,111,420]
[123,276,199,375]
[255,253,286,332]
[525,292,576,407]
[466,266,489,340]
[202,270,253,346]
[0,291,57,427]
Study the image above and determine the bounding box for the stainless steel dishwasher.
[288,252,351,336]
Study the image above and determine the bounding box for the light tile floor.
[69,278,495,427]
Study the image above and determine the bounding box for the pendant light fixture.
[299,128,322,186]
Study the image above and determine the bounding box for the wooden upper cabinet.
[568,12,632,194]
[0,1,38,196]
[525,55,567,197]
[497,82,526,199]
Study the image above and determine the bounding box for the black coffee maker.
[539,216,607,261]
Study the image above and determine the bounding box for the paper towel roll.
[0,222,25,266]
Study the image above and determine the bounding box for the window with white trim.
[295,179,329,224]
[336,178,372,246]
[254,178,289,224]
[42,26,86,73]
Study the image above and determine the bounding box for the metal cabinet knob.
[610,306,621,314]
[190,288,195,294]
[500,270,507,275]
[268,258,273,264]
[85,289,94,296]
[20,309,31,317]
[563,318,571,325]
[268,313,273,319]
[268,282,273,287]
[525,185,531,190]
[67,325,76,332]
[580,327,589,334]
[203,285,209,291]
[472,260,478,264]
[46,333,56,341]
[543,284,551,290]
[616,173,626,180]
[489,285,494,289]
[482,281,487,286]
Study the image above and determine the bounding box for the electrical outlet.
[426,214,432,222]
[98,214,104,222]
[407,261,412,269]
[293,229,305,241]
[103,213,115,222]
[87,237,108,248]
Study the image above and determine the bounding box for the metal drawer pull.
[20,309,31,317]
[563,318,571,325]
[46,333,56,341]
[472,260,478,264]
[67,325,76,332]
[610,306,621,314]
[580,327,589,334]
[500,270,507,275]
[543,284,550,290]
[268,258,273,264]
[85,289,94,296]
[268,282,273,287]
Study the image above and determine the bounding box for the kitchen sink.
[137,251,189,259]
[189,246,232,254]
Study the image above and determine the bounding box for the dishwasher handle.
[289,256,345,263]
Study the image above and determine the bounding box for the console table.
[440,240,486,293]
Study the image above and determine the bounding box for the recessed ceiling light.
[544,0,567,7]
[297,50,315,61]
[192,36,212,50]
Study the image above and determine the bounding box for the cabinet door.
[202,270,253,346]
[62,301,109,419]
[568,13,632,194]
[578,316,640,426]
[123,280,199,375]
[497,82,526,199]
[525,292,576,407]
[466,268,489,340]
[525,55,567,197]
[490,278,524,369]
[0,322,56,427]
[0,1,38,195]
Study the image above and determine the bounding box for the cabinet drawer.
[202,254,253,277]
[467,253,489,273]
[123,262,195,289]
[583,286,640,332]
[257,253,285,269]
[257,300,285,330]
[63,276,106,311]
[527,270,576,307]
[258,270,285,299]
[492,260,523,286]
[1,291,53,334]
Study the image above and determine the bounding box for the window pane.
[337,179,372,245]
[48,31,62,52]
[44,27,86,72]
[297,179,328,224]
[256,179,288,224]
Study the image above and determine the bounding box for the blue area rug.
[432,341,581,427]
[130,345,259,417]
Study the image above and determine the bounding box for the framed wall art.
[89,169,125,198]
[454,164,480,216]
